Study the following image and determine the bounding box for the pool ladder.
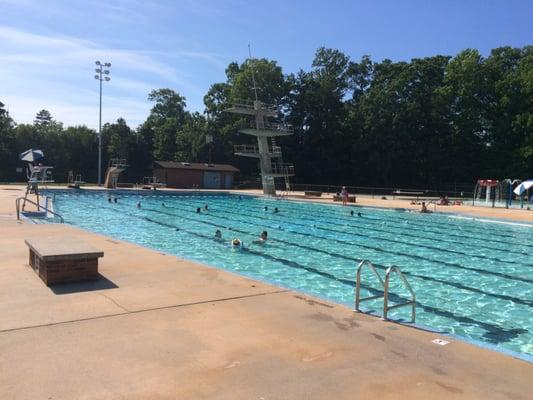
[355,260,416,322]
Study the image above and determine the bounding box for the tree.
[34,109,53,126]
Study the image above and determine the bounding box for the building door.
[203,171,220,189]
[224,174,233,189]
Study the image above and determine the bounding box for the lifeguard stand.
[22,164,55,211]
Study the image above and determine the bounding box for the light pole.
[94,61,111,185]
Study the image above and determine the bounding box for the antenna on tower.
[248,44,259,102]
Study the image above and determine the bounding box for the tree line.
[1,45,531,189]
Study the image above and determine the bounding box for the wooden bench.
[333,195,356,203]
[391,190,424,200]
[304,191,323,197]
[25,237,104,286]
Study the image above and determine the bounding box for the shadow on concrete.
[49,274,118,295]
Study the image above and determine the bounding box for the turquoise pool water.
[47,190,533,358]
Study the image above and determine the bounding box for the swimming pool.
[46,190,533,358]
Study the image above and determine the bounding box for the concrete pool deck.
[0,186,532,399]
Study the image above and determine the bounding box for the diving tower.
[227,100,294,196]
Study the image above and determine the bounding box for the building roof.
[154,161,239,173]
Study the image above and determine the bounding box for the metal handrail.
[355,260,385,311]
[234,144,282,155]
[16,196,64,223]
[384,266,416,322]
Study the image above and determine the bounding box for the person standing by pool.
[341,186,349,206]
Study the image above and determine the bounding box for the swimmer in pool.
[114,197,118,203]
[274,207,279,213]
[137,202,141,208]
[196,207,201,213]
[231,238,243,250]
[253,231,268,245]
[357,212,362,217]
[204,204,209,211]
[108,197,112,203]
[264,206,268,211]
[214,229,222,240]
[350,210,354,216]
[161,203,165,207]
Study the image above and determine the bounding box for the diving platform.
[226,94,295,196]
[268,163,295,177]
[104,159,127,189]
[234,145,282,158]
[225,102,278,117]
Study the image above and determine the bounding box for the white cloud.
[0,24,224,128]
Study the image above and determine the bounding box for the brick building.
[153,161,239,189]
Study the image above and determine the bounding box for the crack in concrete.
[0,289,288,334]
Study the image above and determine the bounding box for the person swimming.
[253,231,268,245]
[136,202,141,208]
[161,203,165,207]
[113,197,118,203]
[108,197,112,203]
[214,229,222,240]
[231,238,243,250]
[357,212,362,217]
[264,206,268,211]
[196,207,201,213]
[350,210,354,216]
[204,204,209,211]
[274,207,279,213]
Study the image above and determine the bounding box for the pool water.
[47,190,533,358]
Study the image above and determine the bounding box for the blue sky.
[0,0,531,129]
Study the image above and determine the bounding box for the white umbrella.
[513,180,533,196]
[19,148,44,163]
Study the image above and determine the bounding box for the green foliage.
[0,44,532,188]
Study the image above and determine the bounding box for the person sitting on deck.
[437,195,450,206]
[253,231,268,245]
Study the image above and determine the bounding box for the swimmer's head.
[196,207,201,213]
[215,229,222,238]
[260,231,268,240]
[232,238,242,247]
[264,206,268,211]
[350,210,354,216]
